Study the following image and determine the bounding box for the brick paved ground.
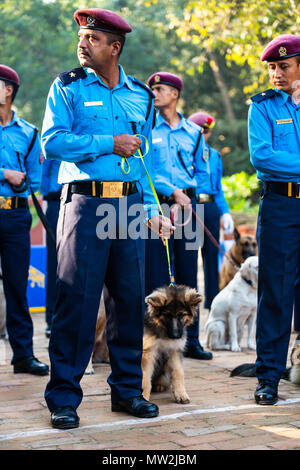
[1,300,300,452]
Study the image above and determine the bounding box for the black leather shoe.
[51,406,79,429]
[183,344,213,360]
[112,396,159,418]
[254,380,278,405]
[14,356,49,376]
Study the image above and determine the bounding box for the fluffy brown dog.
[219,228,258,290]
[142,285,202,404]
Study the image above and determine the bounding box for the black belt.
[44,190,62,201]
[70,181,138,198]
[0,197,28,210]
[158,188,197,202]
[264,181,300,199]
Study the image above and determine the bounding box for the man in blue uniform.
[42,8,173,429]
[188,112,234,309]
[248,34,300,405]
[41,159,61,338]
[145,71,213,360]
[0,64,48,376]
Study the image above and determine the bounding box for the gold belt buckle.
[296,183,300,199]
[198,193,210,202]
[0,197,13,209]
[102,182,124,198]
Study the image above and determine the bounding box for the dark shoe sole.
[255,396,278,405]
[111,403,159,418]
[14,368,49,376]
[51,420,79,430]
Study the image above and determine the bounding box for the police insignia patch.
[203,146,210,162]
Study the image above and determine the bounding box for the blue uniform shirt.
[41,159,61,197]
[248,89,300,181]
[195,142,229,215]
[0,111,42,196]
[151,112,204,197]
[42,66,158,217]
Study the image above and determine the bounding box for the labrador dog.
[219,228,257,290]
[205,256,258,352]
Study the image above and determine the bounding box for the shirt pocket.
[273,122,295,151]
[152,140,168,170]
[76,104,109,132]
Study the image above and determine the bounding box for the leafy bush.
[222,171,261,214]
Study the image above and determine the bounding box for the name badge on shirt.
[276,119,293,125]
[84,101,103,107]
[153,138,163,144]
[203,146,210,162]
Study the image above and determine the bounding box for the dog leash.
[121,134,175,286]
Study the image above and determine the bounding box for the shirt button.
[115,116,119,120]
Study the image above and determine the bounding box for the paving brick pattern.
[1,304,300,451]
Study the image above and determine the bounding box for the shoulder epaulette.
[129,76,155,99]
[251,89,277,103]
[58,67,87,86]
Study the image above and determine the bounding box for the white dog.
[205,256,258,352]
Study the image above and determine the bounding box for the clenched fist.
[4,169,26,187]
[113,134,142,158]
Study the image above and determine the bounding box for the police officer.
[248,34,300,405]
[42,8,173,429]
[145,72,213,360]
[0,65,48,375]
[41,159,61,338]
[188,112,234,310]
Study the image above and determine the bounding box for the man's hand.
[113,134,142,158]
[148,215,175,243]
[171,188,191,208]
[4,169,26,187]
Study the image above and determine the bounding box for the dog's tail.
[230,363,291,380]
[230,363,256,377]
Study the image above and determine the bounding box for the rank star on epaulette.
[70,72,76,78]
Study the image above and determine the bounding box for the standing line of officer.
[188,112,234,310]
[0,65,48,376]
[144,71,213,361]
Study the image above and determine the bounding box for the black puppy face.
[145,285,202,339]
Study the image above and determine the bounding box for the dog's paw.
[152,383,168,393]
[85,367,95,375]
[231,345,242,352]
[174,391,190,404]
[248,343,256,351]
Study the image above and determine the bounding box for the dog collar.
[241,275,253,287]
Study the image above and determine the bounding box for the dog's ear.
[184,288,203,307]
[234,227,240,242]
[145,290,167,307]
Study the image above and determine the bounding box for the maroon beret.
[147,72,183,91]
[74,9,132,36]
[188,112,215,129]
[0,64,19,86]
[261,34,300,61]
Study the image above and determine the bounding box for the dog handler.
[0,65,48,376]
[248,34,300,405]
[188,112,234,310]
[42,8,174,429]
[145,72,212,360]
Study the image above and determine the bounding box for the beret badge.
[279,46,287,57]
[154,75,161,83]
[87,16,96,26]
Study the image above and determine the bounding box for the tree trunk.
[207,49,236,123]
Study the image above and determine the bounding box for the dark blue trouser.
[145,197,202,348]
[45,189,145,411]
[200,201,220,310]
[256,190,300,383]
[293,270,300,332]
[0,208,33,363]
[45,200,60,328]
